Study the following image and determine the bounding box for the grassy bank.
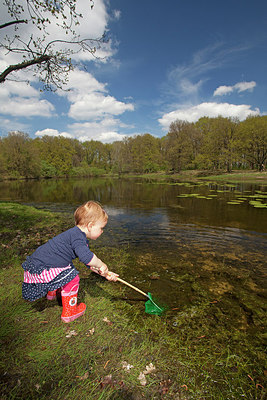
[119,170,267,185]
[0,203,266,400]
[198,171,267,184]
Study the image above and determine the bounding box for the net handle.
[117,277,148,298]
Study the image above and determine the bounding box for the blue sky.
[0,0,266,142]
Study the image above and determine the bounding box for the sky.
[0,0,266,143]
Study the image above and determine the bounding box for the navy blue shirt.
[27,226,94,270]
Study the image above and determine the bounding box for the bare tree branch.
[0,20,27,30]
[0,55,52,83]
[0,0,106,90]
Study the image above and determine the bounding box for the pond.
[0,177,266,324]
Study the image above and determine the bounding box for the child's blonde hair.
[74,201,108,227]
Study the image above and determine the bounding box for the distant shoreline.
[1,170,267,185]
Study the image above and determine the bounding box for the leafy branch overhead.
[0,0,106,90]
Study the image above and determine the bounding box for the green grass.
[0,202,266,399]
[198,171,267,184]
[118,170,267,185]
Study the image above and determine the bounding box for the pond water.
[0,177,266,320]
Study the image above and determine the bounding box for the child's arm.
[88,254,118,281]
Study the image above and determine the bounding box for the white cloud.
[68,92,134,120]
[0,117,30,134]
[60,68,107,102]
[0,69,55,117]
[57,68,134,122]
[80,131,126,143]
[74,0,108,39]
[35,128,73,138]
[113,10,121,20]
[180,78,203,95]
[234,81,256,92]
[0,80,39,98]
[214,81,256,96]
[0,63,133,123]
[0,97,54,117]
[159,102,260,130]
[59,69,107,100]
[71,0,118,61]
[213,86,234,96]
[0,62,132,132]
[68,119,128,143]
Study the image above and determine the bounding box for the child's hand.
[98,264,109,277]
[105,271,119,282]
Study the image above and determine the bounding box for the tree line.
[0,115,266,179]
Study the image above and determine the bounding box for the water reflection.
[0,177,266,309]
[1,177,266,231]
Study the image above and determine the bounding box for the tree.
[125,134,162,173]
[1,131,41,177]
[83,140,110,170]
[196,116,238,171]
[110,140,128,174]
[0,0,105,90]
[218,117,238,172]
[37,135,75,175]
[164,120,201,172]
[237,116,267,171]
[71,139,86,167]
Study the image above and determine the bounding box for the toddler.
[22,201,118,322]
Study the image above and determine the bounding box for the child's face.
[87,218,107,240]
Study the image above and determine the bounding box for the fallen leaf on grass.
[103,317,113,326]
[86,328,95,336]
[144,363,156,375]
[122,361,134,371]
[138,363,156,386]
[104,360,110,369]
[66,330,78,338]
[138,372,147,386]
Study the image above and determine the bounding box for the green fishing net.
[145,292,165,315]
